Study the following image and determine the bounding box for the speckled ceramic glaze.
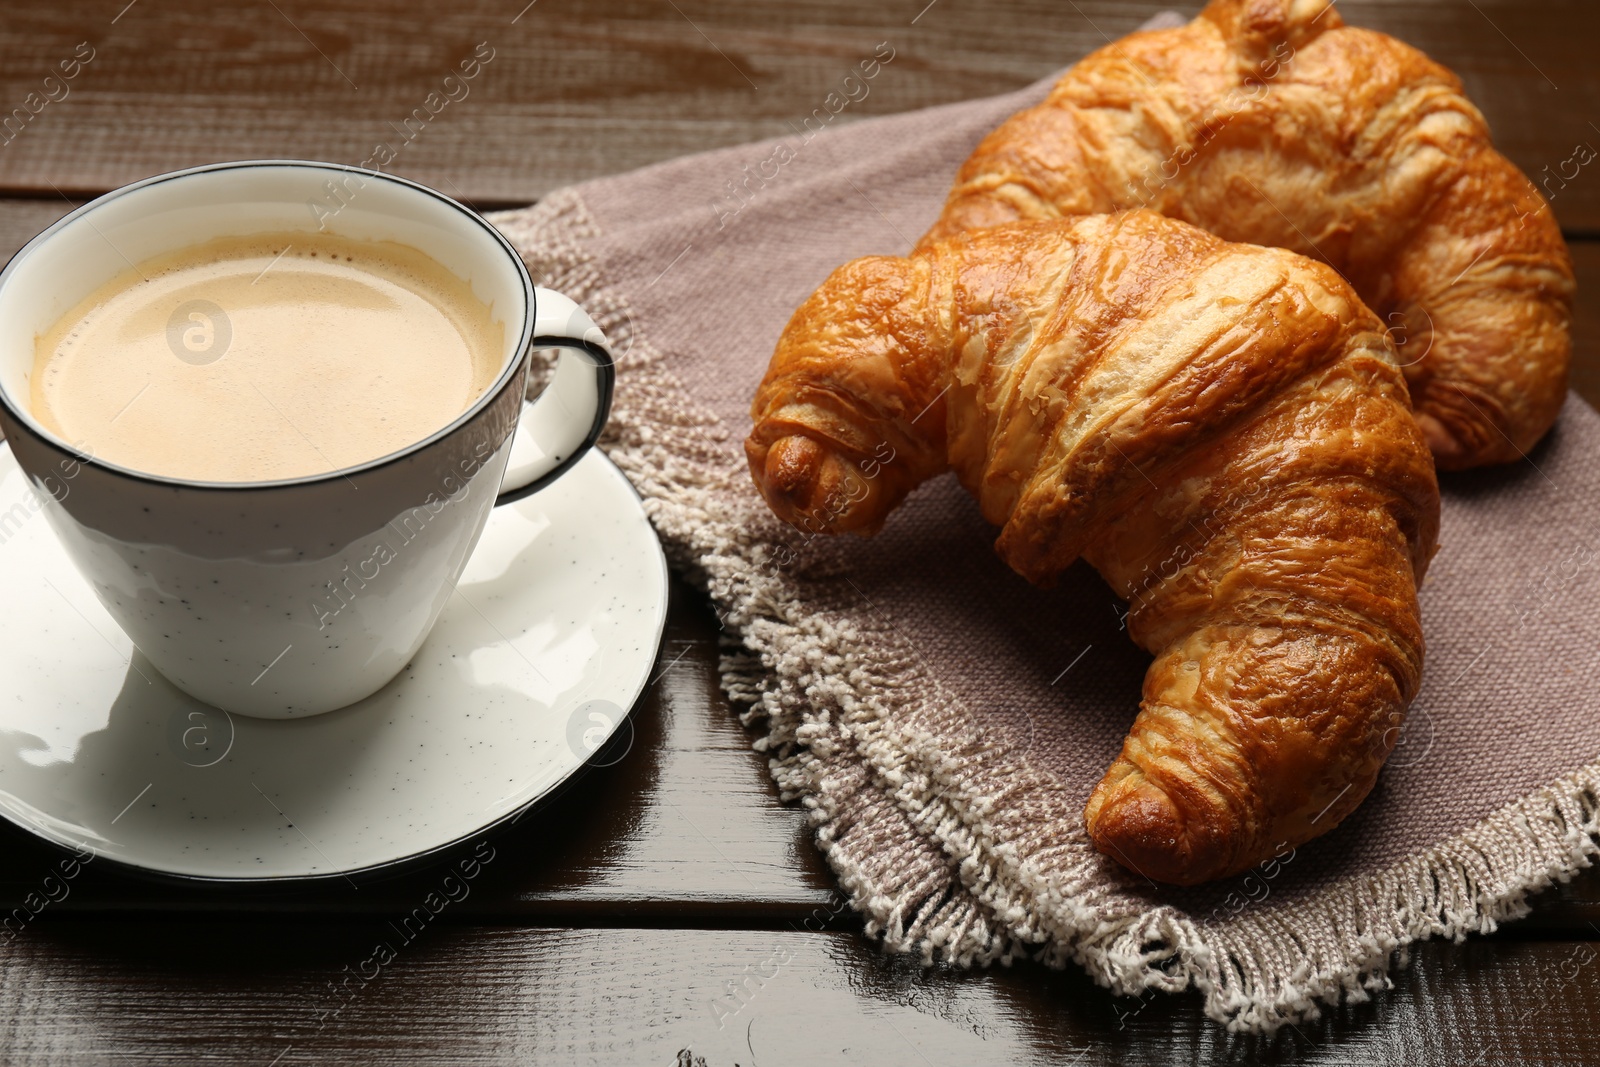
[0,443,667,881]
[0,161,615,718]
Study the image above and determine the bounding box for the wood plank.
[0,576,837,916]
[0,921,1598,1065]
[0,1,1597,226]
[0,198,74,263]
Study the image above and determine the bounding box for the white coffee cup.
[0,160,615,719]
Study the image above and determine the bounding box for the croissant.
[919,0,1573,471]
[746,211,1440,884]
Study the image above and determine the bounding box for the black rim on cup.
[0,159,614,500]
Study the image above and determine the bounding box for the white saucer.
[0,444,668,882]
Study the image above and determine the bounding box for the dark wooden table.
[2,2,1598,1063]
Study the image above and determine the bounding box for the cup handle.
[495,287,616,506]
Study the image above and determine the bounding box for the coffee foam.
[30,231,506,482]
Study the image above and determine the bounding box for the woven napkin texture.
[490,45,1600,1033]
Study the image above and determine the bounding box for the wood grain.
[0,0,1596,226]
[0,197,74,260]
[1,922,1598,1065]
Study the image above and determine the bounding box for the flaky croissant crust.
[748,211,1440,884]
[920,0,1574,471]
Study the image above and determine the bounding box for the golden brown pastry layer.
[919,0,1573,470]
[747,212,1440,884]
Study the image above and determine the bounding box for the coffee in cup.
[31,231,505,483]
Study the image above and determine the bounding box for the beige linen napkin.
[490,38,1600,1032]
